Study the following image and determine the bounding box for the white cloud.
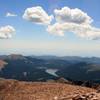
[47,23,100,40]
[54,7,93,24]
[6,12,17,17]
[0,25,15,39]
[22,6,100,40]
[47,7,100,40]
[23,6,53,25]
[47,23,65,36]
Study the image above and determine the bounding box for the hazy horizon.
[1,53,100,58]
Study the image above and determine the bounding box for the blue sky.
[0,0,100,57]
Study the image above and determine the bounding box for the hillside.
[0,79,100,100]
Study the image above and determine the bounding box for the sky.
[0,0,100,57]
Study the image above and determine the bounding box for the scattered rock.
[72,92,100,100]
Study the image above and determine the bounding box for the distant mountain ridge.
[1,54,100,64]
[31,55,100,64]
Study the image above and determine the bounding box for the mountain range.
[0,54,100,82]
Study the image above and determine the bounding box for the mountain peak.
[7,54,26,60]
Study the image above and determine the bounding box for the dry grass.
[0,79,99,100]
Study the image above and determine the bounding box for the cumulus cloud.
[47,7,100,40]
[22,6,100,40]
[0,25,15,39]
[47,23,100,40]
[6,12,17,17]
[54,7,93,24]
[23,6,53,25]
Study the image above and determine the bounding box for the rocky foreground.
[0,79,100,100]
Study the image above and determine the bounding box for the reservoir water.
[45,69,58,77]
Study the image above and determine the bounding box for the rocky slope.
[0,60,7,70]
[0,79,100,100]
